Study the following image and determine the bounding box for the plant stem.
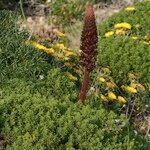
[19,0,26,21]
[79,68,90,102]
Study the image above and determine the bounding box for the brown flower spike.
[79,3,98,102]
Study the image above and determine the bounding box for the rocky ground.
[19,0,136,49]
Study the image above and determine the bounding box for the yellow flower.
[114,22,132,30]
[55,31,65,37]
[125,6,135,11]
[66,72,78,81]
[64,51,77,57]
[108,91,117,100]
[29,41,54,54]
[105,31,114,37]
[131,36,138,40]
[125,86,137,94]
[30,41,46,50]
[53,43,66,50]
[45,48,55,54]
[118,96,127,104]
[98,77,105,83]
[64,57,70,61]
[115,29,126,35]
[100,94,108,102]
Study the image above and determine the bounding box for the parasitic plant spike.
[79,3,98,102]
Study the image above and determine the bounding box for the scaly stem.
[79,69,90,102]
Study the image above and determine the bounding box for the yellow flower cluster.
[105,22,132,37]
[26,25,82,83]
[105,31,114,37]
[115,29,126,36]
[104,5,149,45]
[98,77,105,83]
[105,22,149,45]
[97,67,127,104]
[29,41,54,55]
[118,96,126,104]
[121,72,145,94]
[64,50,77,57]
[51,43,78,61]
[28,40,80,82]
[28,40,78,62]
[98,68,146,104]
[125,6,135,12]
[98,68,116,89]
[108,91,117,100]
[114,22,132,30]
[100,92,127,104]
[53,43,66,50]
[121,85,137,94]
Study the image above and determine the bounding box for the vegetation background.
[0,0,149,149]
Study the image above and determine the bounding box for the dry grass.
[19,0,134,48]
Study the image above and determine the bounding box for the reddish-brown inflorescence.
[79,3,98,102]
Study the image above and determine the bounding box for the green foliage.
[0,79,147,150]
[0,2,149,150]
[97,1,150,84]
[0,10,59,84]
[50,0,88,26]
[51,0,112,26]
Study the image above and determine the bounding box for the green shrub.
[50,0,88,26]
[0,10,59,84]
[97,1,150,84]
[50,0,113,26]
[0,79,147,150]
